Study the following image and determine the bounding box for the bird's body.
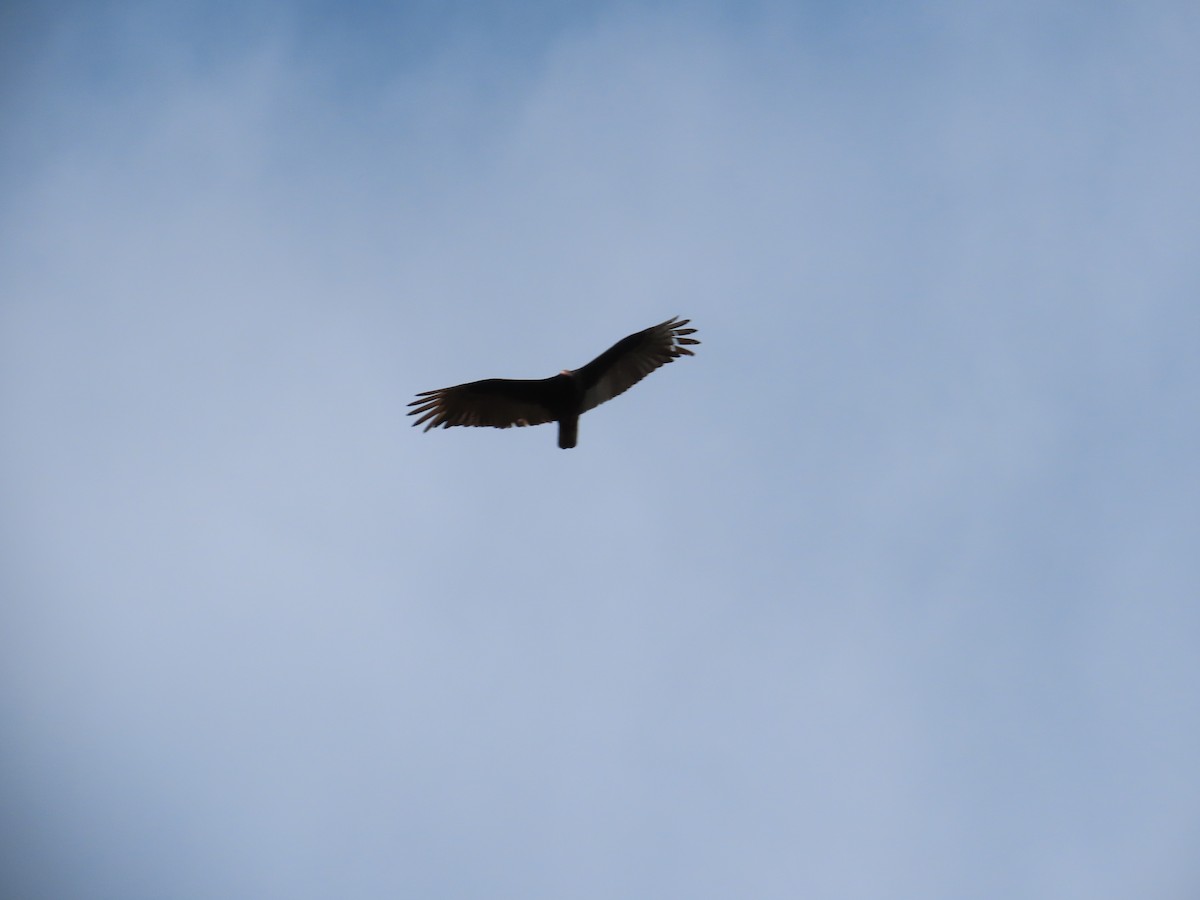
[408,316,699,448]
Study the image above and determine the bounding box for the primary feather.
[408,316,699,448]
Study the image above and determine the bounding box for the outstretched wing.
[576,316,700,413]
[408,378,559,431]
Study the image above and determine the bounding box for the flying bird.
[409,316,700,449]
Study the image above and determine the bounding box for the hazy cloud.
[3,2,1198,897]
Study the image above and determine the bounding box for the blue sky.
[2,1,1198,897]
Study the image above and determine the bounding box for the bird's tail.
[558,416,578,449]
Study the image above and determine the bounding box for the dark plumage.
[408,316,700,448]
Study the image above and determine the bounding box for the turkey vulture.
[409,316,699,449]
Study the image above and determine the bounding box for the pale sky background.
[2,1,1199,897]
